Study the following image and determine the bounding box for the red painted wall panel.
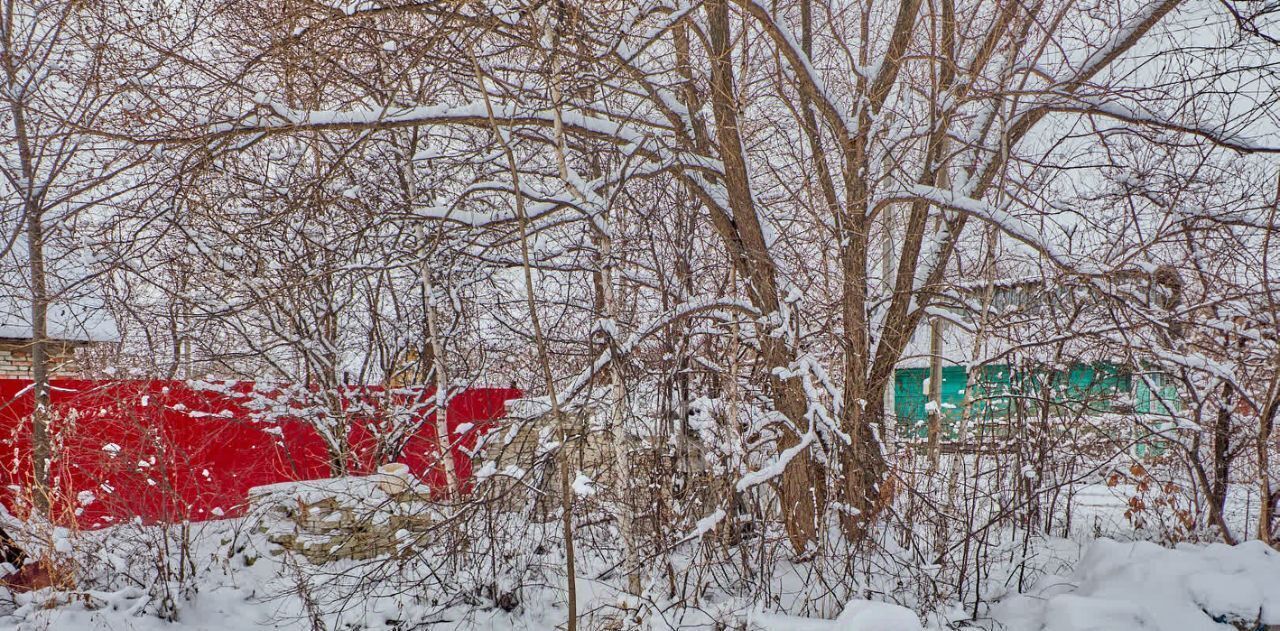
[0,379,519,529]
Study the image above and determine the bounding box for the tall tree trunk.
[1258,388,1277,545]
[834,0,923,541]
[423,270,460,497]
[597,222,641,595]
[27,205,50,515]
[1210,381,1234,541]
[4,10,52,512]
[704,0,826,553]
[478,69,577,631]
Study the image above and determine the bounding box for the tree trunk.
[478,72,577,630]
[1210,382,1234,541]
[703,0,826,553]
[596,215,641,594]
[1259,395,1277,545]
[422,269,460,497]
[1257,350,1280,545]
[4,11,53,514]
[839,382,891,541]
[27,205,51,515]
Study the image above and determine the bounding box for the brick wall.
[0,340,80,379]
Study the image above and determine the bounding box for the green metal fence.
[893,362,1154,442]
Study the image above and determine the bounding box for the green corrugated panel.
[893,365,974,438]
[1058,363,1131,413]
[1134,371,1177,457]
[970,364,1014,420]
[1136,372,1179,416]
[896,362,1131,417]
[894,367,928,434]
[940,366,967,417]
[893,361,1134,440]
[1013,362,1130,415]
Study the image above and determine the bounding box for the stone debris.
[249,475,441,564]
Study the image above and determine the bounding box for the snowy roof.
[504,393,607,419]
[897,319,981,369]
[896,277,1046,369]
[0,273,118,343]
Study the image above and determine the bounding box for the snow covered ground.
[1,482,1278,630]
[991,539,1280,631]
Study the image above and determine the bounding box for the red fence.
[0,379,520,529]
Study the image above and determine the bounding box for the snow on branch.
[1046,99,1280,155]
[1072,0,1184,84]
[738,354,844,492]
[192,99,662,148]
[736,416,815,492]
[557,296,761,407]
[734,0,856,139]
[907,184,1080,271]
